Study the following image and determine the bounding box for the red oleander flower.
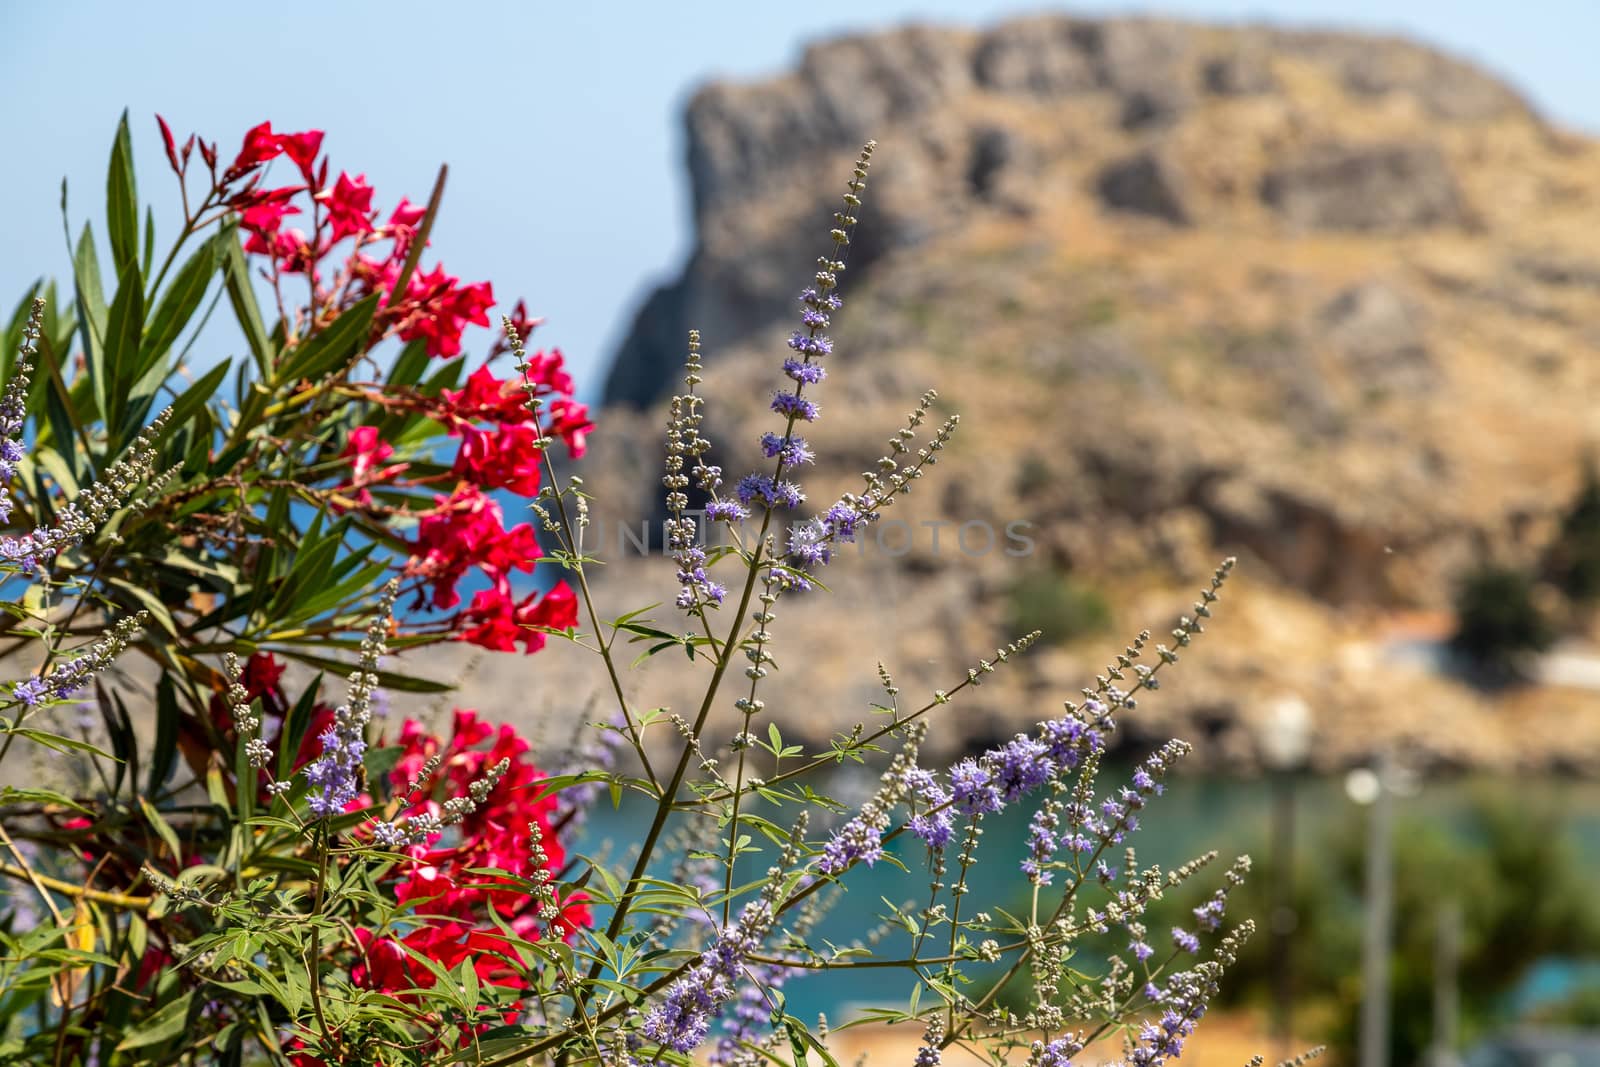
[337,425,406,507]
[442,366,534,426]
[457,580,576,654]
[354,711,589,998]
[544,396,594,459]
[399,266,495,359]
[387,197,426,231]
[229,120,283,175]
[279,129,324,173]
[452,422,543,497]
[316,171,376,242]
[408,486,537,609]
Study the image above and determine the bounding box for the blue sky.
[1,2,1591,399]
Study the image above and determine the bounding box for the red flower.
[452,423,543,497]
[408,486,537,609]
[442,366,533,426]
[388,197,427,231]
[316,171,376,242]
[279,129,324,173]
[238,193,303,256]
[458,581,576,654]
[544,396,593,459]
[225,121,324,182]
[229,121,283,175]
[399,266,494,358]
[337,426,406,507]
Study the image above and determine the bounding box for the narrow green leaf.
[158,359,230,441]
[114,991,193,1051]
[142,231,218,372]
[220,227,273,376]
[0,785,91,815]
[106,110,140,270]
[101,262,145,438]
[72,222,108,386]
[7,728,115,760]
[147,674,180,797]
[139,797,183,862]
[274,292,379,385]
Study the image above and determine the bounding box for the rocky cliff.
[541,15,1600,773]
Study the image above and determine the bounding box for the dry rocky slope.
[514,16,1600,773]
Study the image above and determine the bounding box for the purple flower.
[993,734,1053,801]
[1131,939,1154,962]
[817,815,884,874]
[786,332,833,358]
[902,767,954,849]
[950,758,1003,816]
[1193,890,1228,932]
[11,677,46,707]
[770,391,819,422]
[735,474,804,510]
[705,501,750,523]
[1033,1036,1081,1067]
[760,432,814,467]
[783,358,826,384]
[786,519,832,567]
[642,898,776,1054]
[1023,805,1061,884]
[1171,927,1200,954]
[824,502,864,542]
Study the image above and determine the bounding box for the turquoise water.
[578,771,1600,1021]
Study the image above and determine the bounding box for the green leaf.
[7,728,115,760]
[142,231,218,373]
[107,578,178,641]
[158,359,230,440]
[277,674,323,779]
[0,785,91,815]
[71,221,108,394]
[147,674,180,797]
[275,648,451,693]
[139,796,183,862]
[106,110,139,270]
[220,227,273,376]
[114,990,193,1052]
[274,292,380,385]
[101,261,145,437]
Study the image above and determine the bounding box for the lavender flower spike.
[304,581,398,819]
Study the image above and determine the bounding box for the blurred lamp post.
[1349,751,1415,1067]
[1259,695,1313,1062]
[1428,900,1463,1067]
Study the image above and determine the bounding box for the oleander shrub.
[0,131,1292,1067]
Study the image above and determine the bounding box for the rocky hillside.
[525,15,1600,773]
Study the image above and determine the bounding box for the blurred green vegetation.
[995,791,1600,1066]
[1449,564,1555,680]
[1007,570,1112,646]
[1548,458,1600,604]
